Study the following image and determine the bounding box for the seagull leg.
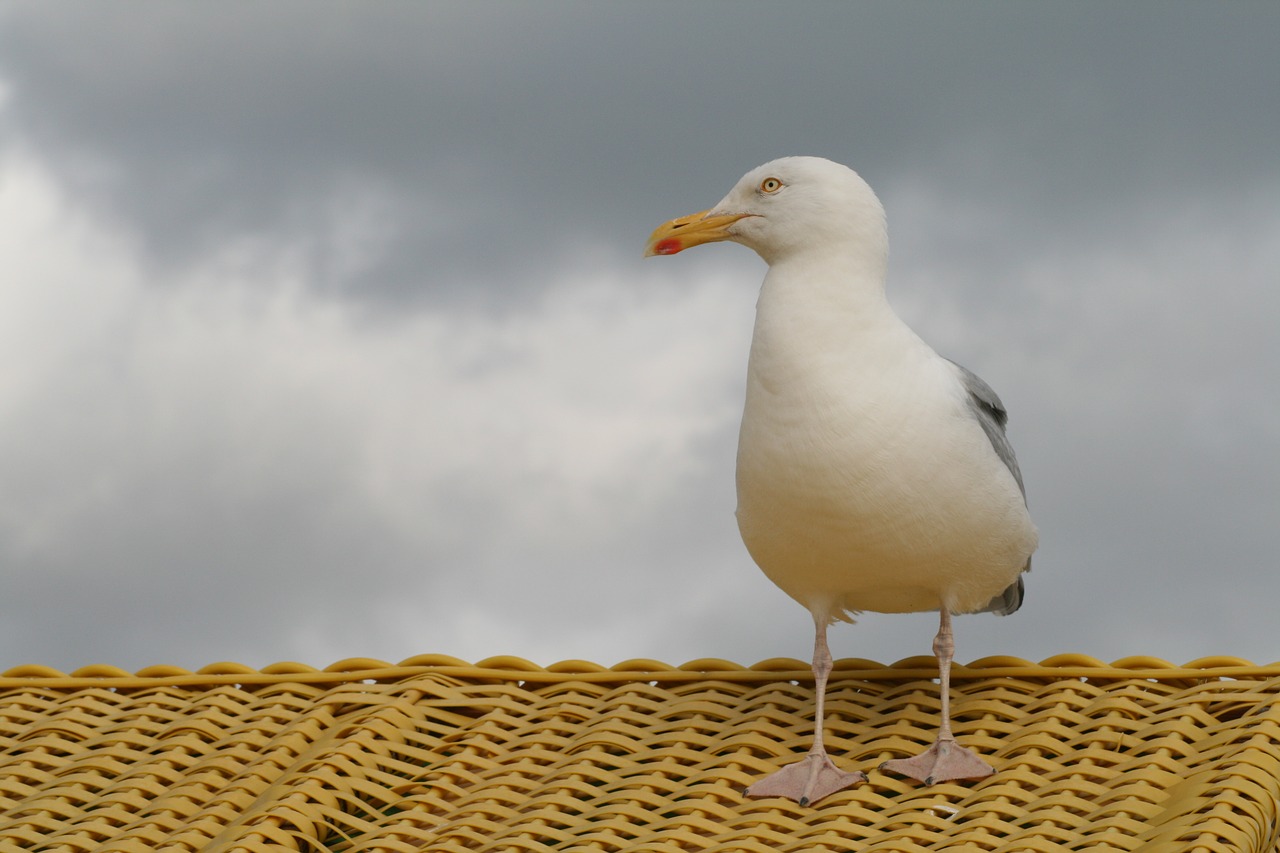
[744,617,866,806]
[879,608,994,784]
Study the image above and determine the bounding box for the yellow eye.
[760,177,783,194]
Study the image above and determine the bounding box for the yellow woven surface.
[2,654,1279,852]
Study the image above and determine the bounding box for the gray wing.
[947,359,1030,616]
[948,360,1025,499]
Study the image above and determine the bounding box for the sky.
[0,2,1276,674]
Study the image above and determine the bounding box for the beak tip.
[644,238,682,258]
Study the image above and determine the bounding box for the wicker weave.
[2,654,1278,852]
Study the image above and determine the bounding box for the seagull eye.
[759,177,783,194]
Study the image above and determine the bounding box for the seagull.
[645,156,1038,806]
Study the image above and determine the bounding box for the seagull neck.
[760,248,893,323]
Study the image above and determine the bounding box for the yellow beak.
[644,210,751,257]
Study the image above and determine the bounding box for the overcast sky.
[0,2,1276,673]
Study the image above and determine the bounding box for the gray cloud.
[3,4,1275,302]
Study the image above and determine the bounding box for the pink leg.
[744,617,866,806]
[879,609,994,784]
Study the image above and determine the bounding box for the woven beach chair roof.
[2,653,1278,852]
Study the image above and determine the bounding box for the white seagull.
[645,156,1038,806]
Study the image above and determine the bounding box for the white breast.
[734,267,1037,623]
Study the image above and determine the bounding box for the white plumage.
[647,156,1037,805]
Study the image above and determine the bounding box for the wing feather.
[947,359,1031,615]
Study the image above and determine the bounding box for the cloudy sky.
[0,3,1276,674]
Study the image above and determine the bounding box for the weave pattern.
[2,654,1279,852]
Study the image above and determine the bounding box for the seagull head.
[645,156,887,267]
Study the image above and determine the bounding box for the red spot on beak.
[653,238,683,255]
